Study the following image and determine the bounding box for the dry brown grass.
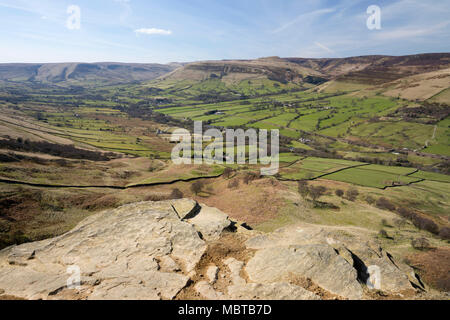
[406,247,450,292]
[191,176,287,225]
[382,68,450,102]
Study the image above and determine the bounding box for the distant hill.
[1,53,449,89]
[141,53,449,102]
[0,62,177,85]
[159,53,450,85]
[285,53,450,84]
[160,57,326,85]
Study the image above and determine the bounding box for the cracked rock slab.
[224,257,320,300]
[194,257,320,300]
[0,200,206,300]
[245,245,363,300]
[170,199,199,220]
[245,224,417,296]
[186,204,232,240]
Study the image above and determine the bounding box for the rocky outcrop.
[0,200,206,300]
[245,245,362,299]
[0,200,422,300]
[186,204,231,240]
[245,224,422,296]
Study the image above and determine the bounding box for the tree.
[190,180,204,195]
[298,181,310,198]
[335,189,344,197]
[223,167,234,179]
[170,188,184,199]
[309,186,327,202]
[439,227,450,240]
[346,188,359,201]
[365,195,376,205]
[376,197,396,211]
[412,215,439,235]
[397,207,414,219]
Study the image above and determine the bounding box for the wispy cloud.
[0,2,39,14]
[272,8,336,34]
[134,28,172,35]
[374,21,450,40]
[114,0,132,24]
[314,41,334,54]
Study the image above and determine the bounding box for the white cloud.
[134,28,172,35]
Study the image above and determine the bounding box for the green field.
[361,164,418,175]
[409,170,450,183]
[323,167,423,188]
[279,157,365,180]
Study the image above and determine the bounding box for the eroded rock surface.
[0,200,422,300]
[245,245,362,299]
[0,200,205,300]
[186,204,232,240]
[245,224,421,296]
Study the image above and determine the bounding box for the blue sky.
[0,0,449,63]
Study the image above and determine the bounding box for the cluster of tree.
[190,180,206,195]
[436,161,450,175]
[374,197,449,240]
[203,109,219,116]
[346,155,418,170]
[194,93,239,104]
[303,75,328,85]
[298,181,328,202]
[396,206,441,235]
[114,104,190,131]
[250,100,282,112]
[335,188,359,201]
[391,103,450,123]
